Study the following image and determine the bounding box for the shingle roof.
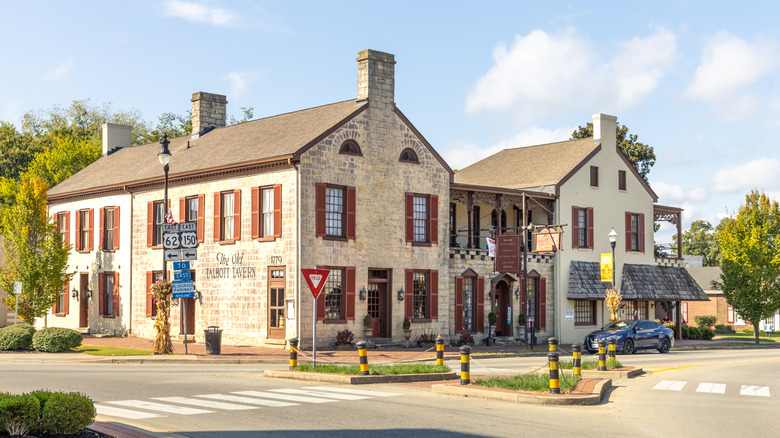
[685,267,722,292]
[453,138,599,190]
[48,100,366,197]
[622,264,709,301]
[568,261,608,300]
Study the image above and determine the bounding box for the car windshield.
[601,321,632,331]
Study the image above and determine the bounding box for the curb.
[581,367,643,379]
[263,370,458,384]
[430,378,612,405]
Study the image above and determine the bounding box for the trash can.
[204,326,222,355]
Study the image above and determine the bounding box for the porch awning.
[621,264,709,301]
[568,261,608,300]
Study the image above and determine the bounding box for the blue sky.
[2,1,779,248]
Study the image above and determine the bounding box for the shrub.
[714,324,734,334]
[32,327,82,352]
[40,392,96,435]
[687,326,701,340]
[363,314,372,328]
[694,315,716,329]
[335,329,354,346]
[0,393,39,436]
[0,324,35,350]
[742,328,753,334]
[488,312,498,326]
[402,317,411,330]
[458,333,474,345]
[700,327,715,340]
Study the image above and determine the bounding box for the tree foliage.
[0,175,70,325]
[0,122,40,181]
[135,112,191,145]
[571,121,656,181]
[672,219,723,267]
[714,190,780,344]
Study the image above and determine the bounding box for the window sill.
[412,242,432,247]
[54,313,67,317]
[412,318,432,323]
[100,249,116,253]
[101,315,116,319]
[323,319,347,324]
[218,239,236,245]
[322,236,348,242]
[256,236,276,242]
[151,245,163,250]
[77,250,91,254]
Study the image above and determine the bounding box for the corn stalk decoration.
[151,280,173,354]
[605,284,623,322]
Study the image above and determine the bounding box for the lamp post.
[608,228,618,287]
[158,135,171,282]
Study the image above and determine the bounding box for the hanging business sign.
[533,227,562,254]
[494,233,520,274]
[600,253,613,282]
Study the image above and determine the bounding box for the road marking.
[96,405,164,420]
[695,383,726,394]
[106,400,212,415]
[232,390,337,403]
[303,386,402,397]
[195,394,298,407]
[740,385,771,397]
[652,357,780,373]
[269,389,370,400]
[152,396,258,410]
[653,380,687,391]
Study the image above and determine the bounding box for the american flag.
[165,209,178,225]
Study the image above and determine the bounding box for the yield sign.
[301,268,330,300]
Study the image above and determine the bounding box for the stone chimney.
[356,50,395,112]
[592,113,617,149]
[102,123,131,156]
[191,92,228,139]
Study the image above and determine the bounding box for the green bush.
[41,392,96,435]
[700,327,715,340]
[687,326,702,340]
[0,324,35,350]
[694,315,716,329]
[714,324,734,334]
[742,328,753,334]
[0,393,40,436]
[32,327,82,352]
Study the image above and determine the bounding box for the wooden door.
[268,267,286,339]
[79,272,88,328]
[367,283,381,335]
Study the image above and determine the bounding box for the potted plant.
[402,316,412,340]
[363,314,373,339]
[517,313,526,340]
[487,311,498,346]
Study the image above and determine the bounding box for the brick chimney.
[102,123,131,156]
[592,113,617,150]
[356,50,395,112]
[191,92,228,139]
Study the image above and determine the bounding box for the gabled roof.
[622,264,709,301]
[48,100,367,198]
[685,267,722,292]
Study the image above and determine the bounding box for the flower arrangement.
[605,284,623,322]
[150,280,173,354]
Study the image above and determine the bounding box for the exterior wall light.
[359,287,366,301]
[71,287,78,299]
[397,288,405,301]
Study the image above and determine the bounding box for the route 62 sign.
[163,232,180,249]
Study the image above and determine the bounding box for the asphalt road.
[1,348,779,437]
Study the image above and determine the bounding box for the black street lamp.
[158,135,171,282]
[608,228,618,287]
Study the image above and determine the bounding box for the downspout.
[122,185,133,335]
[294,158,302,347]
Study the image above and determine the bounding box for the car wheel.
[658,337,671,353]
[622,338,635,355]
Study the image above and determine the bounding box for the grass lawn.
[294,363,451,375]
[713,332,779,343]
[75,345,153,356]
[475,372,581,393]
[559,358,622,370]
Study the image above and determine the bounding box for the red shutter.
[87,209,94,250]
[625,212,632,252]
[454,276,464,333]
[405,193,414,242]
[476,276,485,333]
[147,202,154,246]
[346,186,356,240]
[345,267,355,320]
[98,273,105,316]
[586,208,593,249]
[196,195,205,242]
[113,272,120,316]
[430,195,438,244]
[75,211,82,250]
[251,187,259,239]
[63,282,69,314]
[682,302,688,323]
[113,207,120,250]
[727,305,734,324]
[273,184,282,238]
[638,213,645,253]
[539,277,547,330]
[99,207,105,250]
[233,189,241,241]
[64,212,70,246]
[179,197,185,224]
[571,206,579,248]
[213,192,221,241]
[146,272,153,317]
[405,269,413,318]
[315,183,326,237]
[430,270,438,320]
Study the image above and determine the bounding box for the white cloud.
[465,27,677,120]
[44,59,73,80]
[164,0,237,27]
[710,157,780,194]
[652,181,709,204]
[221,71,259,100]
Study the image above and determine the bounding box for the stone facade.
[191,92,227,138]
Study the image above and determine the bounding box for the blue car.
[584,319,674,354]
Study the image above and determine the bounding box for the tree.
[0,122,41,181]
[571,121,656,181]
[672,219,723,266]
[135,112,191,145]
[714,190,780,344]
[0,175,70,325]
[228,107,254,125]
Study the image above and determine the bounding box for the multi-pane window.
[413,195,428,242]
[262,187,274,237]
[103,207,115,250]
[221,192,234,240]
[574,300,596,326]
[269,268,285,332]
[472,206,481,248]
[463,277,474,331]
[78,210,90,251]
[154,201,165,246]
[412,271,428,319]
[104,273,115,316]
[150,271,164,318]
[55,284,66,314]
[578,208,588,248]
[57,212,68,241]
[324,269,344,320]
[185,196,198,225]
[449,203,457,247]
[325,187,345,237]
[630,214,639,251]
[623,300,648,320]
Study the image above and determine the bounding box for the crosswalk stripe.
[96,405,164,420]
[196,394,299,407]
[303,386,402,397]
[740,385,771,397]
[106,400,212,415]
[269,389,370,400]
[696,383,726,394]
[232,390,337,404]
[653,380,687,391]
[152,396,258,410]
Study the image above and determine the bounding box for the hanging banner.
[600,253,613,282]
[486,237,496,258]
[533,227,562,254]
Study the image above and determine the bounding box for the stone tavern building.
[42,49,706,347]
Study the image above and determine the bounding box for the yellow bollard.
[357,340,369,376]
[571,343,582,377]
[459,345,471,385]
[436,335,445,366]
[289,338,298,370]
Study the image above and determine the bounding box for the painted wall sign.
[204,252,257,279]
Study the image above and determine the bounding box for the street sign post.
[172,261,191,271]
[181,249,198,260]
[164,250,182,261]
[301,268,331,366]
[172,256,195,354]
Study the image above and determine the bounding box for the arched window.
[339,140,362,156]
[399,148,419,163]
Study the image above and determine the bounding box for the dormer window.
[399,148,419,163]
[339,140,362,156]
